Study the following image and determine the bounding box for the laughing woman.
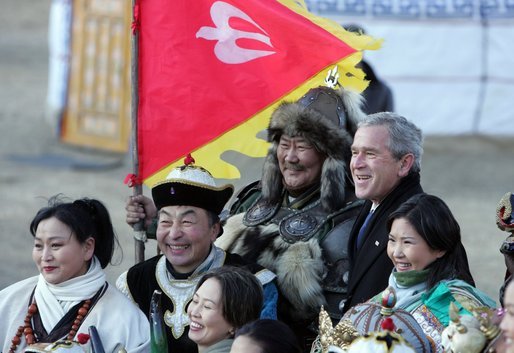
[0,196,150,353]
[359,194,496,352]
[187,266,264,353]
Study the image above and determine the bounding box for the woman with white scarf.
[0,196,150,353]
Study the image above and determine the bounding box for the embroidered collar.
[155,246,226,338]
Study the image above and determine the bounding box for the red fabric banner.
[137,0,371,185]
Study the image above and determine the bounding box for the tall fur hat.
[261,86,365,212]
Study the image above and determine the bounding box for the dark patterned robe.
[116,246,275,353]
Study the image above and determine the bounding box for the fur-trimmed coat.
[216,183,362,336]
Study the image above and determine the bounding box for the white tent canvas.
[306,0,514,135]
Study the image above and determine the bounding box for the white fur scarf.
[34,256,106,332]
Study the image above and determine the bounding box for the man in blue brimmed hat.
[117,157,277,353]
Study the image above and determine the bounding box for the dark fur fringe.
[261,144,283,204]
[321,157,347,211]
[338,87,366,137]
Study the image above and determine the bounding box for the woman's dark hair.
[235,319,302,353]
[29,195,119,268]
[386,193,474,289]
[195,266,263,331]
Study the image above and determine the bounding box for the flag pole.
[131,0,146,263]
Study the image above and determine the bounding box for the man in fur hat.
[125,86,366,348]
[117,159,278,353]
[216,85,366,347]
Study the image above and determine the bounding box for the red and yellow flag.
[136,0,380,187]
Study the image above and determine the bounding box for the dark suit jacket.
[343,172,423,312]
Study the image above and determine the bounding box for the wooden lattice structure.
[61,0,131,152]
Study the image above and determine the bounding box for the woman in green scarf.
[371,193,496,352]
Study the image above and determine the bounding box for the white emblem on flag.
[196,1,275,64]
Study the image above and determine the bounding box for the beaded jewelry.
[8,299,91,353]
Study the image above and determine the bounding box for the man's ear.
[210,222,221,242]
[398,154,415,177]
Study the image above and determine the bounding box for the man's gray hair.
[359,112,424,173]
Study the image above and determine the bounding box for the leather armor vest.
[242,194,363,320]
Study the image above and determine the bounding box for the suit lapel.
[350,208,387,287]
[348,173,423,291]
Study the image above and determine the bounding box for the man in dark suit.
[343,112,424,312]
